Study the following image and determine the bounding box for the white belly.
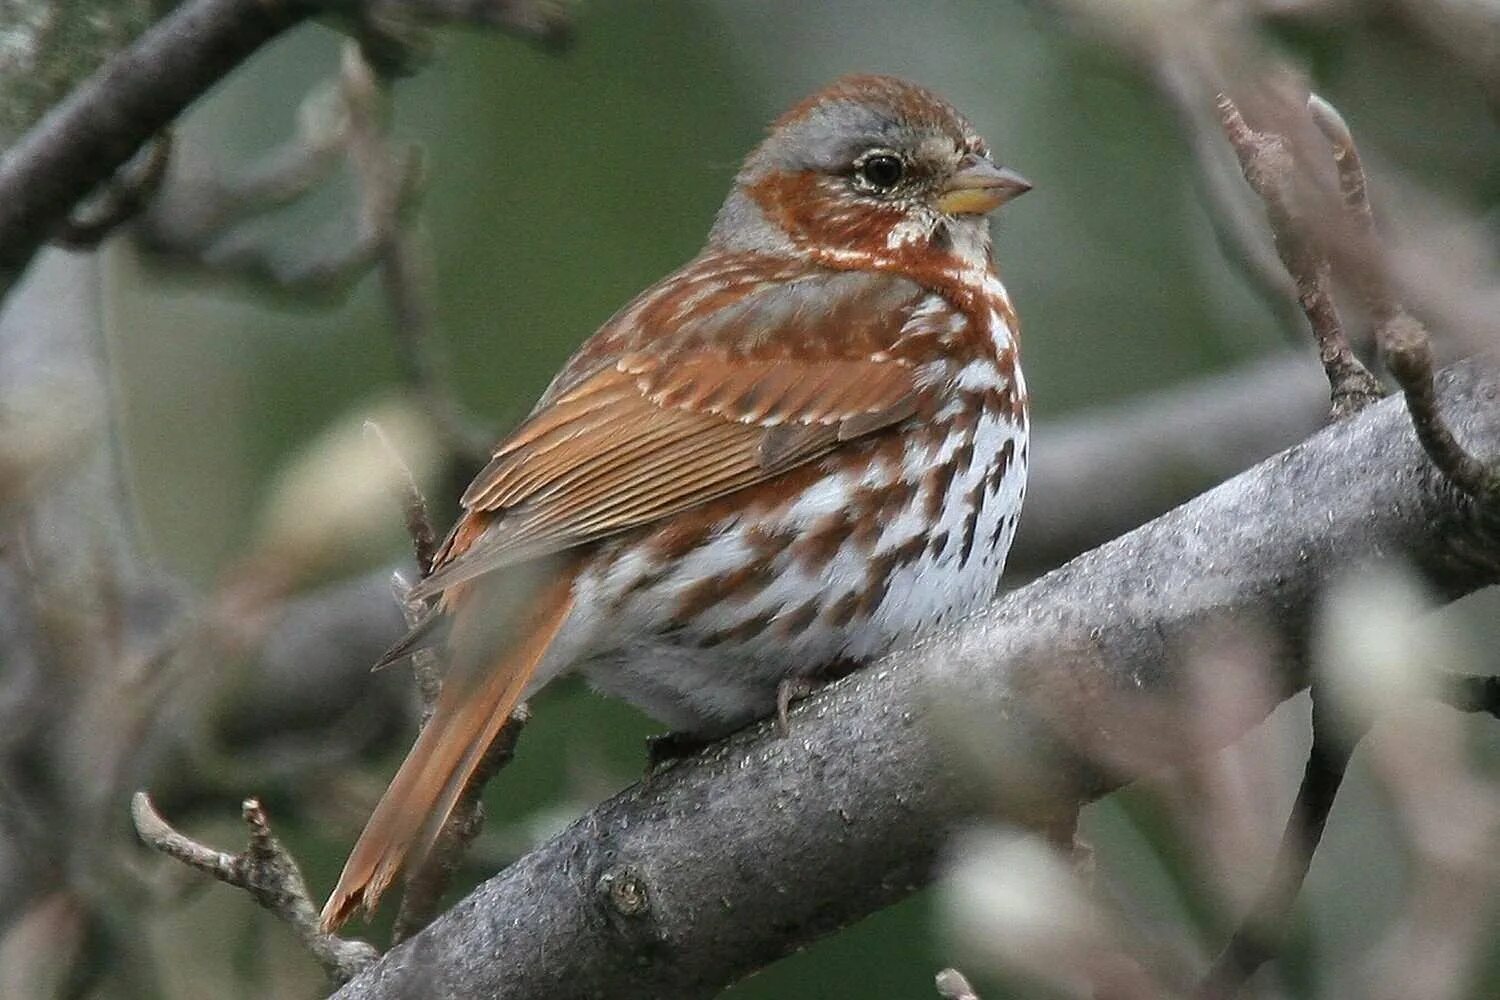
[569,396,1028,734]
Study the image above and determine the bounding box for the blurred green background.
[88,1,1500,996]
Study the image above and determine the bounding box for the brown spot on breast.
[954,393,985,431]
[674,560,776,620]
[986,383,1026,424]
[952,440,975,476]
[612,562,672,612]
[776,599,821,638]
[707,607,778,647]
[856,572,891,619]
[859,478,919,519]
[926,529,950,559]
[856,541,920,618]
[795,513,855,572]
[745,524,798,560]
[888,533,928,569]
[649,518,717,561]
[986,440,1016,497]
[923,457,958,520]
[823,591,861,628]
[957,480,985,565]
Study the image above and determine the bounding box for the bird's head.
[711,74,1031,272]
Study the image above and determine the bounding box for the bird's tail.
[319,573,575,932]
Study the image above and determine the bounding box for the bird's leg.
[1199,686,1362,998]
[646,659,864,773]
[776,677,818,737]
[776,659,860,737]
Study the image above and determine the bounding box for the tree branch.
[0,0,314,292]
[330,360,1500,999]
[0,0,577,297]
[1215,89,1384,420]
[130,792,379,984]
[1010,351,1327,578]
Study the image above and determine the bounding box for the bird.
[320,73,1032,931]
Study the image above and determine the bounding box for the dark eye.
[856,152,905,191]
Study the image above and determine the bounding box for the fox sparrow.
[322,74,1032,929]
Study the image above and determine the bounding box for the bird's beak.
[935,157,1032,216]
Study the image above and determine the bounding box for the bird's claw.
[776,677,817,737]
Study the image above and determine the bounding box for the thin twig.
[1304,93,1499,502]
[1306,95,1379,290]
[344,44,491,463]
[368,0,576,49]
[1383,325,1500,501]
[1215,91,1383,420]
[52,132,174,249]
[130,791,379,985]
[391,707,529,943]
[364,420,438,577]
[1198,690,1359,998]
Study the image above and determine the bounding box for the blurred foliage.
[64,0,1500,996]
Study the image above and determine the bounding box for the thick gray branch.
[1010,350,1326,577]
[333,360,1500,1000]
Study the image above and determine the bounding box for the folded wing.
[408,267,935,601]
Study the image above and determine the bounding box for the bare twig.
[1304,93,1499,502]
[1215,91,1383,420]
[1198,690,1359,998]
[364,420,438,577]
[343,46,491,462]
[1306,95,1377,276]
[391,708,529,943]
[367,0,576,48]
[1383,327,1500,502]
[51,133,174,249]
[135,88,352,266]
[130,792,379,985]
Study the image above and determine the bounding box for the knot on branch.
[1241,134,1293,208]
[597,864,651,918]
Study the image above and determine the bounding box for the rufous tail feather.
[319,578,575,932]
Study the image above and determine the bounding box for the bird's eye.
[855,152,905,191]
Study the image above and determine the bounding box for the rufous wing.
[406,352,919,601]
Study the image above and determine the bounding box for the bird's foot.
[775,677,818,737]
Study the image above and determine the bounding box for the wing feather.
[407,267,952,602]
